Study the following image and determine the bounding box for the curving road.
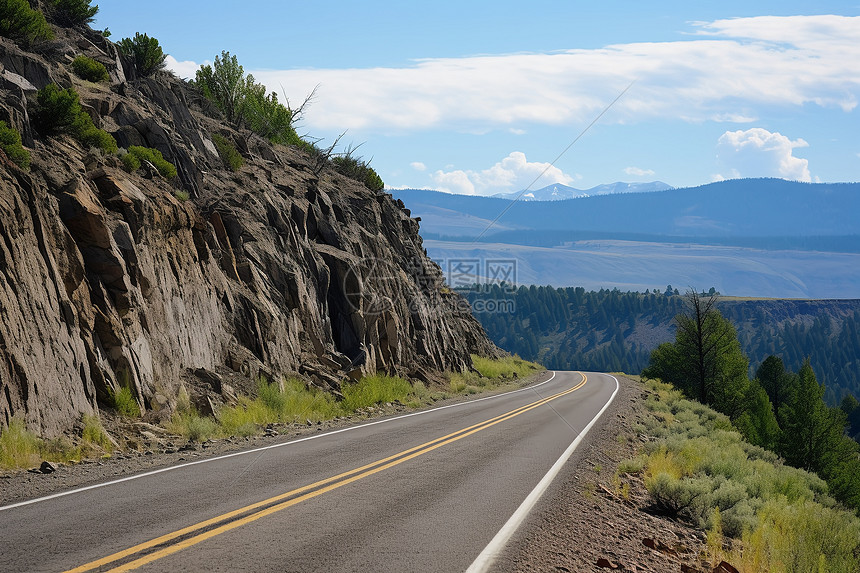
[0,371,618,573]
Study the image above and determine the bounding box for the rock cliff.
[0,17,498,436]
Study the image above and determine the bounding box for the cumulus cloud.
[247,15,860,133]
[430,151,576,196]
[410,161,427,171]
[716,128,811,182]
[624,166,655,177]
[165,55,204,80]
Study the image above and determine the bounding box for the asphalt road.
[0,371,618,573]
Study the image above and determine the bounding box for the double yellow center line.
[67,373,586,573]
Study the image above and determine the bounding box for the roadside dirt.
[499,375,716,573]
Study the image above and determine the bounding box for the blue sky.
[95,1,860,194]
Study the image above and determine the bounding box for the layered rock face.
[0,25,497,436]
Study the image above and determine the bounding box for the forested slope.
[464,285,860,403]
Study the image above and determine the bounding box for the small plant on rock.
[123,145,177,179]
[211,133,243,171]
[332,143,384,191]
[0,120,31,169]
[72,55,109,83]
[110,386,141,417]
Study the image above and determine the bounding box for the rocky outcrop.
[0,24,498,436]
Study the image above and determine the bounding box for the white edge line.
[464,373,620,573]
[0,371,558,512]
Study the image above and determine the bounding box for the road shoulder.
[498,375,709,572]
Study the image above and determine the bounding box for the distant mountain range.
[491,181,673,201]
[391,179,860,240]
[390,179,860,298]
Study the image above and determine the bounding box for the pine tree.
[778,360,844,473]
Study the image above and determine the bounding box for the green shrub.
[34,84,117,153]
[211,133,243,171]
[0,121,30,169]
[125,145,177,179]
[80,125,117,153]
[194,51,309,146]
[332,153,384,191]
[174,190,189,201]
[51,0,98,26]
[72,55,109,82]
[33,83,82,134]
[0,0,54,45]
[121,150,140,172]
[193,51,250,124]
[118,32,167,77]
[110,386,140,417]
[242,84,299,145]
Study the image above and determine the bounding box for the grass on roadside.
[619,379,860,572]
[170,356,542,442]
[448,354,542,394]
[0,414,115,469]
[169,374,424,442]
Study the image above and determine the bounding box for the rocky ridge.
[0,12,497,437]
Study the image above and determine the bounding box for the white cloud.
[716,128,811,182]
[410,161,427,171]
[430,151,576,196]
[164,55,204,80]
[248,15,860,133]
[624,166,655,176]
[711,113,758,123]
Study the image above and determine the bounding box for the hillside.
[0,5,497,438]
[392,182,860,298]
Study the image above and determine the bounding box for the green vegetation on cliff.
[33,84,118,153]
[0,0,53,45]
[71,55,109,83]
[0,121,30,169]
[118,32,167,77]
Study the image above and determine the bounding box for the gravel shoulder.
[498,374,713,573]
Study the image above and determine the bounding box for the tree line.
[463,284,860,404]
